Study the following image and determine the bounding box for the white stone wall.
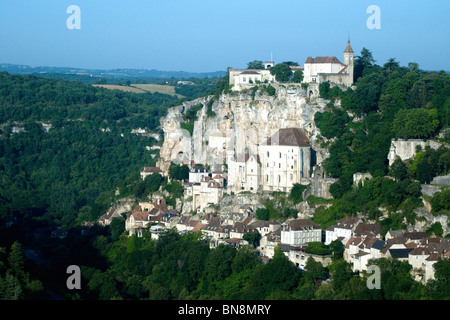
[304,62,343,82]
[260,145,310,193]
[229,69,274,89]
[387,139,442,166]
[281,228,321,246]
[192,182,223,212]
[325,227,352,244]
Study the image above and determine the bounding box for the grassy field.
[92,84,147,93]
[93,83,184,98]
[131,84,184,98]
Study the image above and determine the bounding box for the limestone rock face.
[387,139,442,166]
[157,97,209,172]
[158,84,329,174]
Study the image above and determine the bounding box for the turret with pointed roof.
[343,39,354,84]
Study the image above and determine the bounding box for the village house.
[98,207,123,226]
[343,227,450,282]
[175,216,200,233]
[184,167,225,213]
[280,219,321,247]
[125,198,168,237]
[228,61,275,90]
[222,211,253,226]
[341,220,384,272]
[325,216,361,244]
[380,235,417,261]
[345,237,386,272]
[385,229,404,241]
[202,217,231,242]
[250,219,281,237]
[187,177,223,213]
[148,224,165,240]
[220,237,249,248]
[188,165,209,183]
[160,208,180,229]
[408,238,450,282]
[229,222,256,240]
[125,205,155,237]
[258,228,282,259]
[227,153,261,193]
[402,232,428,244]
[353,222,382,239]
[409,246,435,281]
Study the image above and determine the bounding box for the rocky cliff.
[387,139,443,166]
[157,84,329,173]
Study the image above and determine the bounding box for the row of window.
[267,162,295,169]
[266,174,294,182]
[242,76,260,83]
[267,150,296,158]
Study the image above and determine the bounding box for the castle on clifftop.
[229,40,354,89]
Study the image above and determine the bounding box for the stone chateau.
[229,39,354,90]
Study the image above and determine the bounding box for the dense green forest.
[0,72,185,230]
[0,47,449,300]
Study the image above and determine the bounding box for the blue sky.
[0,0,449,72]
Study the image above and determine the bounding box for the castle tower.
[343,39,354,85]
[265,61,274,69]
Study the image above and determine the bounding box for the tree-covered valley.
[0,48,449,300]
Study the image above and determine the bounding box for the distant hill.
[0,63,226,81]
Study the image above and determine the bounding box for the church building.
[259,128,311,193]
[227,128,311,194]
[303,39,354,87]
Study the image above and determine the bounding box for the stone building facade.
[303,40,354,87]
[228,128,311,194]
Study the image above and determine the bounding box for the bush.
[264,84,276,96]
[314,107,350,139]
[256,208,270,221]
[427,222,443,237]
[269,63,292,82]
[182,103,203,122]
[430,189,450,216]
[305,242,331,255]
[180,122,194,135]
[319,81,330,98]
[289,183,307,204]
[168,163,189,181]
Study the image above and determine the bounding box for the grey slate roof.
[372,239,386,251]
[389,248,413,259]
